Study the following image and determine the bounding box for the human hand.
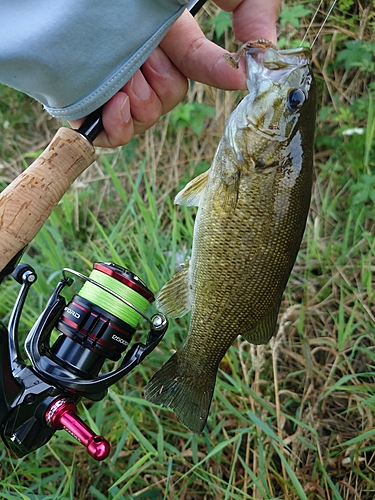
[69,45,189,148]
[69,0,281,148]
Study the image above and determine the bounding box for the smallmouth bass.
[145,40,317,433]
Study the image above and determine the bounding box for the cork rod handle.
[0,127,96,271]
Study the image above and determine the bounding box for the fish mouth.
[244,41,312,87]
[225,40,311,83]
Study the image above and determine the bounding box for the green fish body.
[145,41,317,433]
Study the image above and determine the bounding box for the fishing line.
[300,0,324,46]
[78,268,150,327]
[311,0,338,48]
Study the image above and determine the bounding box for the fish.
[145,40,317,433]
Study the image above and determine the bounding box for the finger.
[121,69,163,136]
[68,92,134,148]
[69,69,166,148]
[232,1,280,44]
[213,0,280,44]
[98,92,134,147]
[122,47,188,135]
[160,10,247,90]
[141,47,188,115]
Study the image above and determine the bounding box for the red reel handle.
[45,398,110,461]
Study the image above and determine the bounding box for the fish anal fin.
[144,352,216,434]
[242,302,280,345]
[175,171,209,207]
[156,264,191,318]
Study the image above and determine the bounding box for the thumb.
[159,10,247,91]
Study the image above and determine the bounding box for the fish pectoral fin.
[241,302,280,345]
[156,264,191,318]
[214,170,240,215]
[174,171,209,207]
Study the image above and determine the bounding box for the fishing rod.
[0,1,206,461]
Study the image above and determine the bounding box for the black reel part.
[52,293,136,376]
[26,262,168,398]
[0,261,168,460]
[51,262,155,376]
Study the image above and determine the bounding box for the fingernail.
[145,47,172,76]
[120,95,131,123]
[131,71,151,100]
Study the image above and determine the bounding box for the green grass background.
[0,1,374,498]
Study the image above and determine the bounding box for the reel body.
[0,262,167,460]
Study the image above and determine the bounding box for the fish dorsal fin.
[241,301,280,345]
[174,171,209,207]
[156,262,191,318]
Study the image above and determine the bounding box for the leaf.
[208,10,232,39]
[280,5,312,29]
[170,102,215,136]
[272,443,309,500]
[336,40,375,72]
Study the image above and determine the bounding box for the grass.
[0,1,374,498]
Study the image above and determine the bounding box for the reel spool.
[52,262,155,377]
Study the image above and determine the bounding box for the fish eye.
[287,88,305,111]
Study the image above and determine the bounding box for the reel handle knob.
[45,398,110,461]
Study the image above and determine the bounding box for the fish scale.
[145,40,317,433]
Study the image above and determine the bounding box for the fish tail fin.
[144,352,215,434]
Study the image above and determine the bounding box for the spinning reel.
[0,261,168,461]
